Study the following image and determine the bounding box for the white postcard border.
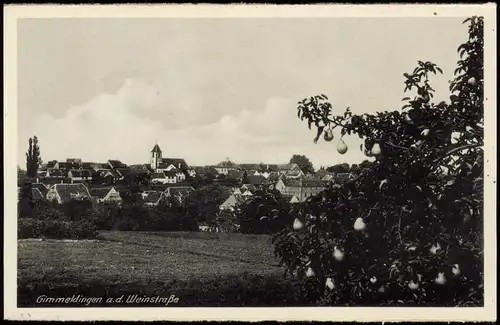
[3,4,497,322]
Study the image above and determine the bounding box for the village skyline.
[18,137,360,171]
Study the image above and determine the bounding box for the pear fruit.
[354,217,366,231]
[429,243,441,255]
[333,246,344,261]
[305,267,315,278]
[467,77,477,86]
[435,272,446,285]
[370,276,377,284]
[337,139,348,155]
[408,280,419,290]
[293,218,304,230]
[370,143,382,156]
[452,264,461,276]
[324,129,334,142]
[325,277,335,290]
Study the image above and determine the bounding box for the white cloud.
[26,78,371,168]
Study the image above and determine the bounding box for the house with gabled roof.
[158,158,188,171]
[282,194,300,204]
[32,188,46,202]
[57,162,70,171]
[46,183,92,204]
[164,170,177,183]
[67,158,82,164]
[45,168,66,178]
[186,168,196,178]
[280,168,305,179]
[240,184,257,192]
[46,160,58,169]
[151,172,168,184]
[214,158,239,175]
[143,191,164,207]
[315,167,329,179]
[90,186,122,203]
[100,170,118,185]
[81,162,97,170]
[227,169,245,181]
[129,164,153,173]
[219,193,248,211]
[114,168,131,180]
[238,163,263,172]
[322,172,353,185]
[164,186,195,203]
[175,170,186,182]
[31,183,49,198]
[243,175,268,186]
[274,177,325,202]
[91,163,109,171]
[322,174,335,183]
[108,160,127,170]
[68,169,93,183]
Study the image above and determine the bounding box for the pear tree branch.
[433,143,483,164]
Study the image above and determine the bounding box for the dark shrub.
[18,218,97,240]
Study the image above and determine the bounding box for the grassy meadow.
[18,231,311,307]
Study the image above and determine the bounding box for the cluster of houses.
[20,143,354,209]
[25,182,195,207]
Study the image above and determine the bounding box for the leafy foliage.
[273,17,484,306]
[236,189,294,234]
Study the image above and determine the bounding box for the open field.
[18,231,309,307]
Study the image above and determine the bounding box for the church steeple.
[150,142,162,170]
[151,144,162,154]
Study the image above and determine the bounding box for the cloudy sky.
[17,17,468,169]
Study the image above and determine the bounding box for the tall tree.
[289,154,315,174]
[25,136,42,178]
[274,17,484,306]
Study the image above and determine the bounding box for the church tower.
[150,143,162,171]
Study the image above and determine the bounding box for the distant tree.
[326,163,350,174]
[185,184,232,224]
[123,171,141,193]
[289,154,315,174]
[359,159,374,170]
[204,172,215,185]
[26,136,42,178]
[17,165,27,179]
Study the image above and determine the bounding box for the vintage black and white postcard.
[3,4,497,322]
